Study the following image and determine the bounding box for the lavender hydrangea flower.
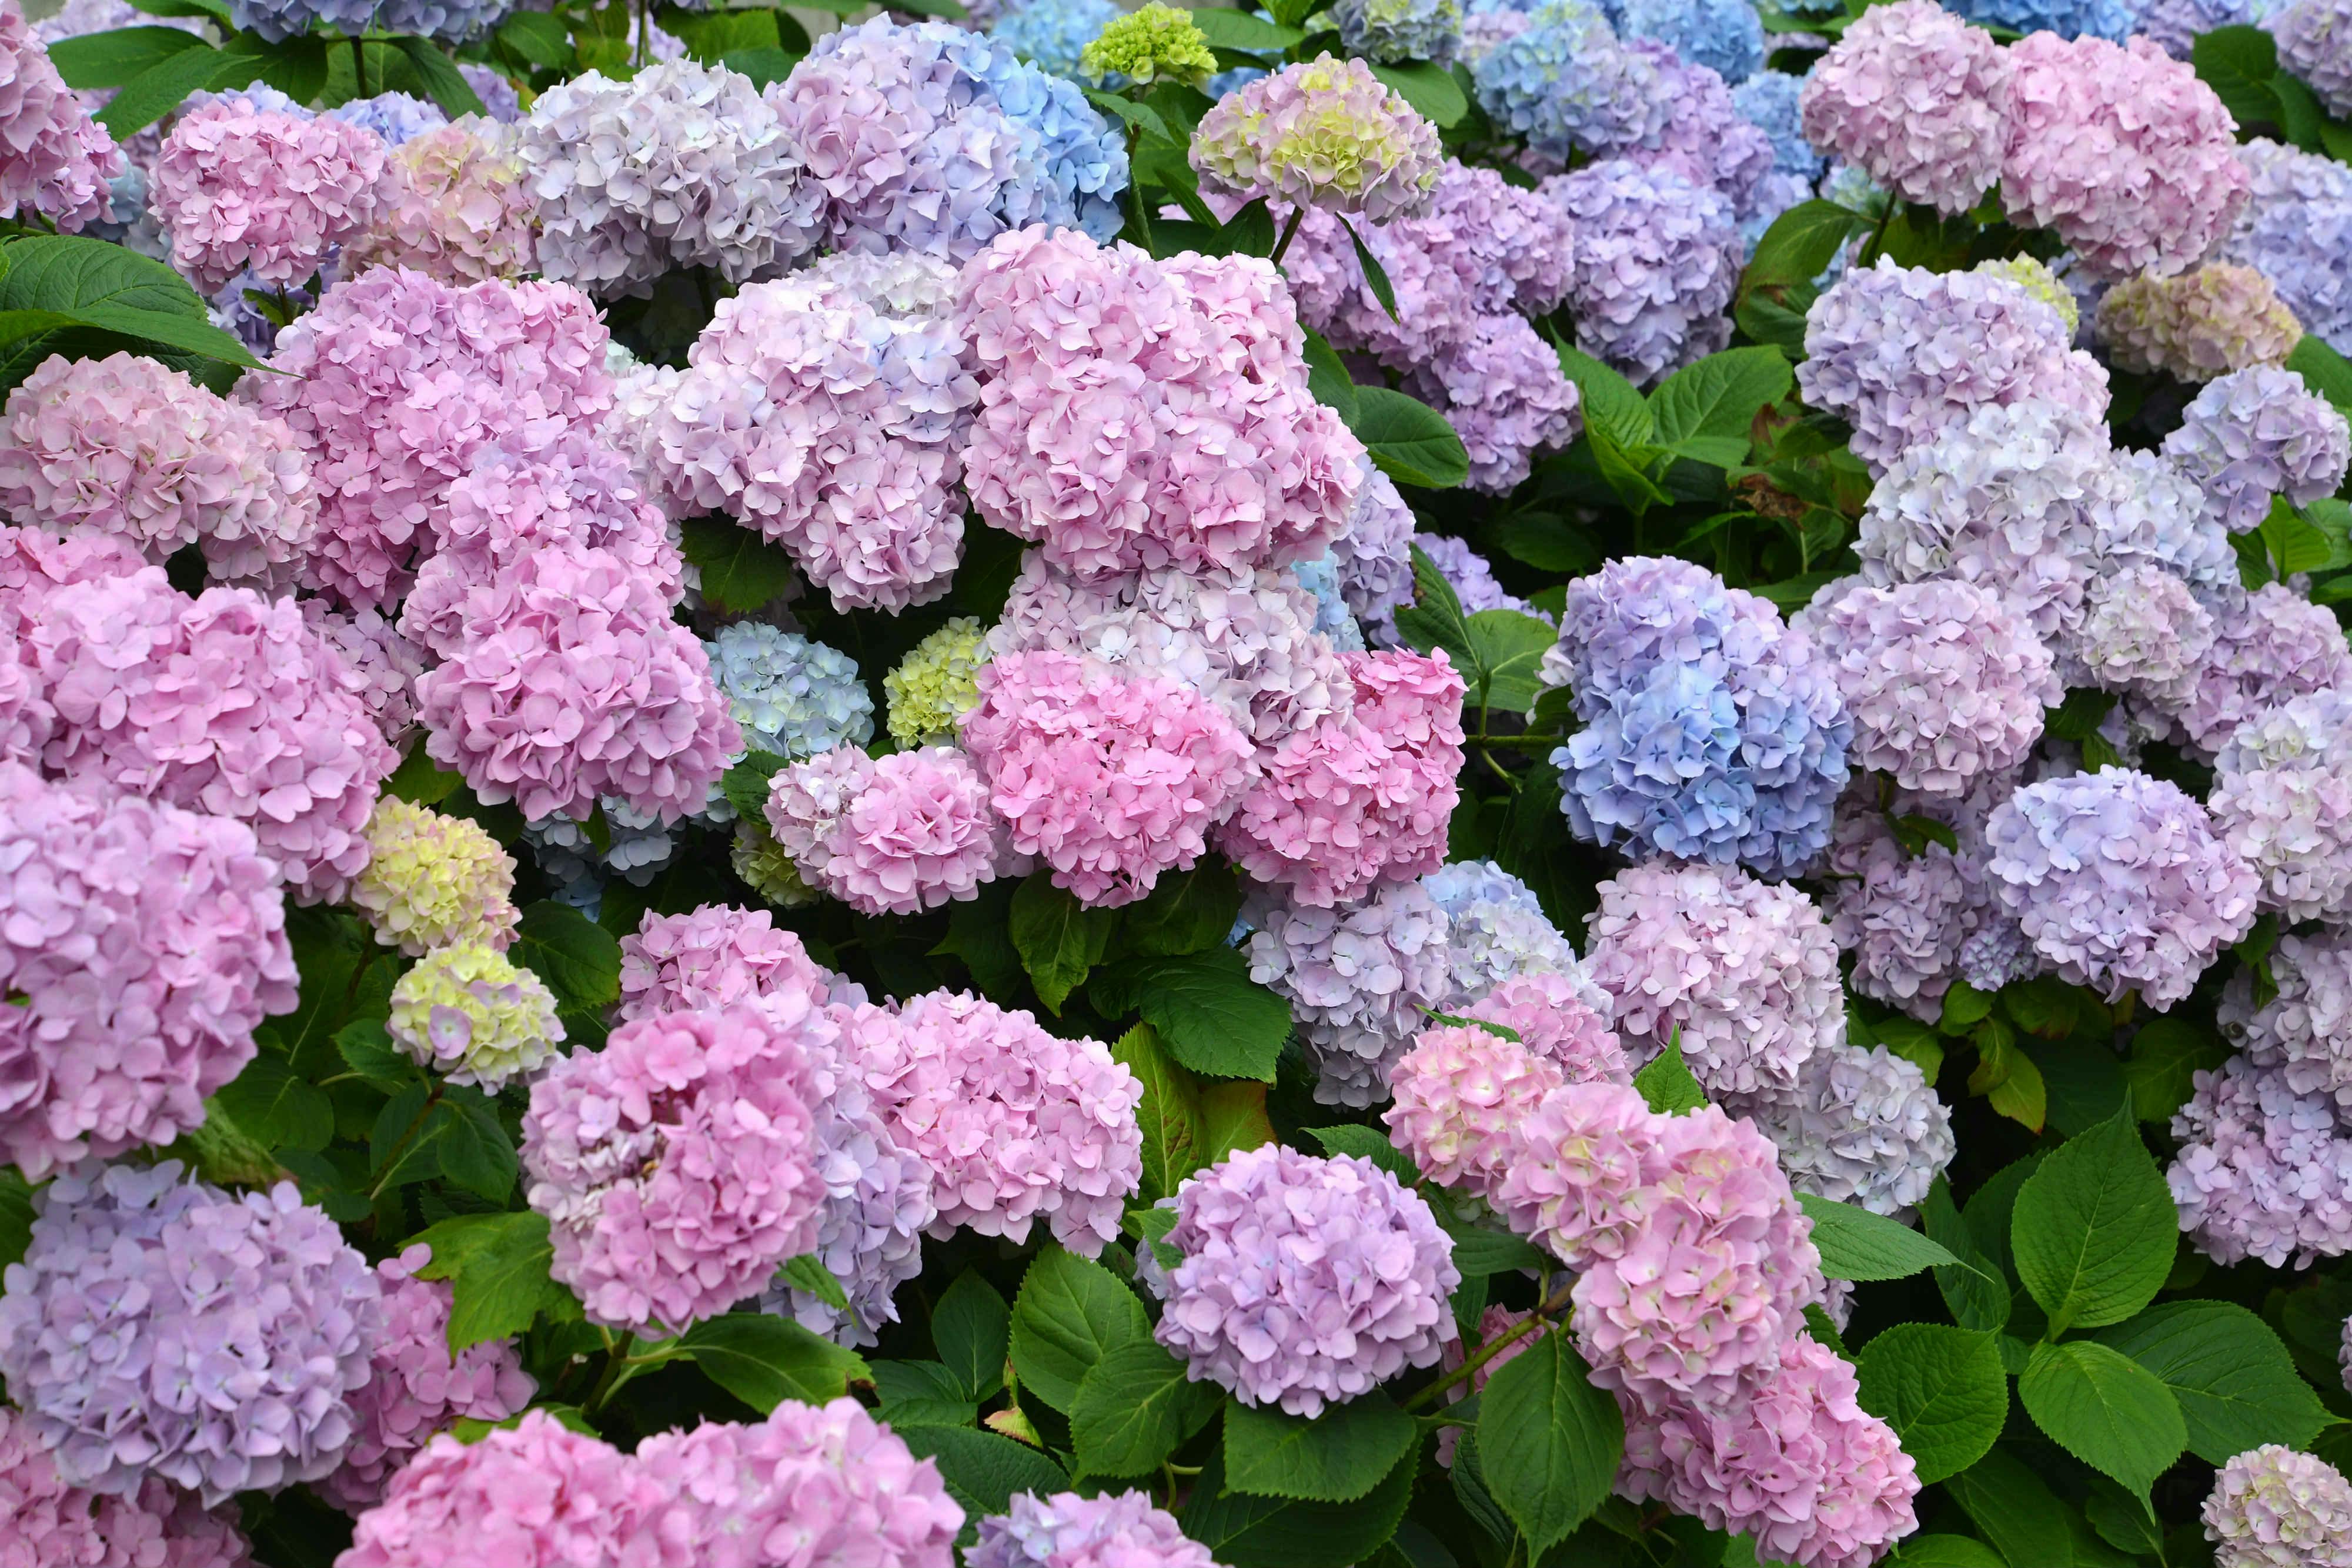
[2210,691,2352,924]
[2223,928,2352,1112]
[1467,0,1666,161]
[1742,1042,1956,1216]
[1335,456,1417,643]
[1418,534,1549,620]
[0,1162,380,1504]
[1247,881,1455,1106]
[2161,583,2352,754]
[973,1490,1221,1568]
[2171,1053,2352,1265]
[329,91,447,145]
[2271,0,2352,118]
[1545,158,1739,386]
[2204,1445,2352,1567]
[1822,796,1990,1021]
[705,624,875,762]
[2162,366,2352,535]
[1422,857,1588,1004]
[2220,139,2352,356]
[0,1406,256,1568]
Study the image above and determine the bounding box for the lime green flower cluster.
[884,616,992,748]
[1080,2,1219,90]
[731,819,820,909]
[351,798,520,957]
[387,944,564,1090]
[1974,255,2082,339]
[1190,55,1442,224]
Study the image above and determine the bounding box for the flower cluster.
[2171,1053,2352,1265]
[767,743,1017,915]
[352,798,519,955]
[1247,879,1456,1105]
[1081,3,1218,85]
[2096,263,2303,381]
[2210,693,2352,924]
[1742,1042,1957,1215]
[386,942,564,1089]
[1191,55,1443,223]
[151,100,387,293]
[1546,158,1740,387]
[1820,785,2014,1019]
[975,1490,1222,1568]
[2166,583,2352,754]
[2162,367,2352,535]
[706,624,874,762]
[1800,0,2010,215]
[2223,928,2352,1111]
[0,0,123,233]
[616,903,829,1022]
[0,1406,256,1568]
[1338,0,1465,63]
[2221,139,2352,357]
[992,0,1120,78]
[887,616,991,747]
[344,117,537,285]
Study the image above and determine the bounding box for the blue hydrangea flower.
[1288,553,1368,652]
[704,623,876,762]
[1466,0,1667,160]
[2222,139,2352,356]
[1335,0,1466,65]
[224,0,373,42]
[1939,0,2135,39]
[1731,68,1820,178]
[1617,0,1762,82]
[990,0,1121,79]
[327,91,447,145]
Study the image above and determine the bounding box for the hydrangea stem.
[1401,1275,1573,1412]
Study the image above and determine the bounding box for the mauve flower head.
[887,616,991,747]
[1545,158,1739,386]
[0,1405,257,1568]
[1798,1,2008,215]
[1618,0,1762,84]
[151,101,386,293]
[1618,1334,1920,1568]
[2097,263,2303,382]
[345,117,537,285]
[1743,1041,1956,1216]
[0,1162,379,1504]
[2074,562,2219,694]
[647,252,975,613]
[2270,0,2352,117]
[1152,1144,1458,1416]
[353,798,519,956]
[2161,582,2352,753]
[2000,33,2250,281]
[2219,138,2352,357]
[1489,1078,1659,1261]
[0,762,293,1178]
[1192,54,1442,223]
[706,624,874,763]
[415,543,740,824]
[338,1410,666,1568]
[1466,968,1631,1082]
[2224,928,2352,1114]
[767,743,1018,916]
[1608,39,1773,218]
[1248,880,1456,1106]
[241,267,614,611]
[1820,781,2006,1021]
[1403,312,1586,492]
[617,904,827,1025]
[302,601,426,748]
[633,1399,963,1568]
[0,0,123,232]
[846,989,1142,1253]
[961,649,1251,907]
[1798,258,2109,472]
[386,942,563,1089]
[1986,767,2260,1007]
[973,1490,1219,1568]
[2204,1445,2352,1568]
[1422,858,1581,997]
[1802,576,2058,796]
[0,350,318,586]
[1220,648,1466,908]
[2085,446,2241,594]
[318,1245,534,1513]
[2211,691,2352,922]
[992,0,1120,79]
[2163,366,2352,535]
[772,16,1127,259]
[1386,1023,1567,1197]
[1466,0,1668,161]
[2172,1052,2352,1265]
[525,1004,828,1335]
[1334,456,1417,643]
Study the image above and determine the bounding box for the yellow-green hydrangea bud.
[1974,255,2081,340]
[884,616,991,748]
[352,798,521,957]
[1080,2,1219,89]
[732,819,820,909]
[387,944,564,1090]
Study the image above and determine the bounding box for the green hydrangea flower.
[884,616,992,748]
[1080,2,1219,89]
[1974,255,2081,339]
[386,944,564,1091]
[352,797,520,957]
[732,818,820,909]
[1190,54,1442,224]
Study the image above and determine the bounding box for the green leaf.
[1339,217,1399,323]
[1943,1449,2084,1568]
[1969,1018,2047,1134]
[1071,1339,1220,1477]
[1646,346,1791,462]
[126,0,230,21]
[436,1087,517,1203]
[1118,860,1244,958]
[1126,1203,1181,1271]
[1227,1393,1418,1503]
[392,36,486,118]
[1489,512,1601,576]
[1553,342,1654,448]
[1197,1079,1277,1165]
[0,235,259,371]
[680,1313,871,1412]
[410,1211,569,1353]
[371,1086,452,1189]
[931,1269,1011,1403]
[679,517,801,613]
[1466,609,1559,714]
[1923,1178,2010,1334]
[512,900,621,1044]
[1477,1332,1622,1555]
[659,5,780,59]
[1349,386,1471,490]
[383,745,463,807]
[2264,494,2336,578]
[2010,1106,2176,1335]
[1008,1245,1151,1412]
[1433,1207,1549,1278]
[1303,1123,1418,1186]
[872,1359,971,1407]
[1633,1039,1708,1114]
[898,1426,1068,1522]
[780,1253,851,1315]
[495,9,573,66]
[1742,200,1864,289]
[1888,1538,2006,1568]
[2096,1300,2334,1464]
[1085,87,1177,146]
[1300,327,1359,425]
[0,1168,35,1273]
[1801,1194,1963,1281]
[2193,25,2283,129]
[720,750,789,821]
[720,46,801,89]
[2286,333,2352,422]
[1182,5,1305,51]
[1854,1325,2007,1485]
[1089,949,1288,1080]
[1393,541,1477,675]
[214,1054,333,1154]
[1367,59,1465,125]
[2083,1476,2166,1560]
[1183,1447,1416,1568]
[49,25,207,89]
[1010,872,1118,1014]
[2019,1340,2186,1504]
[96,43,246,136]
[1110,1024,1208,1204]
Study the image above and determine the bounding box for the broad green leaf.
[1071,1339,1219,1477]
[1633,1039,1706,1114]
[2286,335,2352,420]
[96,43,245,135]
[512,900,621,1044]
[1368,59,1465,125]
[2193,25,2284,129]
[679,517,801,613]
[720,750,789,821]
[1854,1325,2007,1485]
[1340,217,1399,323]
[679,1314,870,1412]
[1126,1203,1181,1271]
[1393,542,1477,676]
[1969,1019,2047,1134]
[1197,1079,1278,1165]
[1088,949,1289,1079]
[392,37,487,118]
[2082,1476,2166,1559]
[1939,981,1996,1032]
[0,309,77,349]
[0,1168,36,1273]
[1942,1449,2084,1568]
[436,1087,517,1203]
[495,9,573,66]
[1742,200,1863,289]
[411,1211,569,1353]
[1801,1195,1962,1281]
[1008,1245,1151,1412]
[1109,1024,1207,1202]
[1476,1332,1622,1555]
[931,1269,1011,1403]
[871,1359,970,1407]
[214,1054,332,1154]
[1448,1429,1512,1550]
[371,1086,452,1191]
[1489,512,1601,575]
[1433,1209,1549,1278]
[899,1426,1067,1521]
[1553,342,1653,448]
[2097,1300,2334,1463]
[1182,1448,1416,1568]
[779,1254,851,1314]
[1304,1124,1418,1186]
[1888,1539,2006,1568]
[0,235,257,370]
[1646,346,1791,460]
[2011,1106,2176,1334]
[1182,6,1305,50]
[2038,1042,2131,1138]
[1010,872,1117,1014]
[659,5,780,59]
[1923,1178,2009,1334]
[1085,88,1177,146]
[49,25,206,89]
[383,745,463,807]
[2264,495,2336,578]
[1226,1393,1417,1503]
[1118,860,1244,957]
[1300,328,1359,425]
[1467,609,1558,714]
[2019,1340,2186,1503]
[936,884,1025,997]
[126,0,230,21]
[1351,386,1470,490]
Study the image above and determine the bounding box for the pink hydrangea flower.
[617,903,830,1024]
[845,989,1142,1253]
[1385,1024,1566,1197]
[766,744,1020,916]
[523,1005,828,1335]
[343,116,537,284]
[2160,583,2352,754]
[2210,692,2352,925]
[151,100,389,293]
[1490,1079,1661,1265]
[0,1405,257,1568]
[1463,969,1630,1084]
[0,0,123,232]
[961,649,1252,907]
[302,600,426,746]
[1798,0,2010,215]
[973,1489,1214,1568]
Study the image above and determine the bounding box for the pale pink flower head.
[1463,969,1631,1084]
[2202,1443,2352,1568]
[765,744,1021,916]
[1799,0,2011,216]
[0,0,123,232]
[1190,54,1443,223]
[617,903,830,1024]
[152,101,389,293]
[1385,1023,1565,1197]
[971,1489,1214,1568]
[344,116,537,284]
[0,1405,257,1568]
[2160,583,2352,754]
[1489,1078,1659,1265]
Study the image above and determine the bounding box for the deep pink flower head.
[1464,969,1631,1084]
[766,744,1020,915]
[1616,1335,1920,1568]
[1385,1024,1566,1197]
[961,649,1251,907]
[152,101,388,293]
[338,1411,667,1568]
[0,762,293,1178]
[1799,0,2010,215]
[1153,1144,1459,1416]
[0,1405,258,1568]
[240,268,613,610]
[414,543,740,824]
[617,903,830,1025]
[1218,647,1466,906]
[0,0,123,232]
[958,226,1362,580]
[0,351,318,586]
[318,1245,536,1513]
[971,1489,1217,1568]
[2160,583,2352,754]
[845,989,1142,1253]
[523,1004,828,1335]
[22,567,397,902]
[633,1399,963,1568]
[1999,33,2250,280]
[0,520,142,633]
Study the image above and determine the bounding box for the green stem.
[1854,197,1898,269]
[1402,1277,1573,1412]
[1466,733,1559,750]
[582,1331,638,1417]
[1269,203,1305,266]
[353,34,368,99]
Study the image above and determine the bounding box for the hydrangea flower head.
[1733,69,1822,179]
[0,1405,256,1568]
[706,624,875,761]
[345,117,537,285]
[524,1004,828,1335]
[1081,1,1218,85]
[993,0,1119,77]
[1618,0,1762,83]
[2161,583,2352,753]
[0,0,123,232]
[1820,786,2002,1021]
[2170,1053,2352,1265]
[1247,880,1456,1105]
[2223,927,2352,1109]
[1191,54,1442,223]
[1465,969,1630,1082]
[1466,0,1666,160]
[386,942,563,1089]
[2097,263,2303,381]
[1386,1024,1568,1197]
[1488,1077,1661,1262]
[2162,366,2352,534]
[2210,693,2352,924]
[353,797,520,955]
[2203,1445,2352,1568]
[1799,1,2010,215]
[2220,138,2352,357]
[766,743,1017,916]
[733,817,820,908]
[2271,0,2352,118]
[973,1490,1219,1568]
[1743,1041,1956,1215]
[1547,158,1740,386]
[887,616,991,747]
[1154,1144,1458,1416]
[330,91,447,145]
[617,903,828,1024]
[152,101,386,293]
[0,1162,379,1503]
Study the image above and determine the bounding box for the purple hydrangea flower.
[1247,880,1456,1106]
[2222,928,2352,1113]
[2210,690,2352,924]
[973,1490,1221,1568]
[2162,366,2352,536]
[1740,1041,1956,1216]
[1545,158,1739,386]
